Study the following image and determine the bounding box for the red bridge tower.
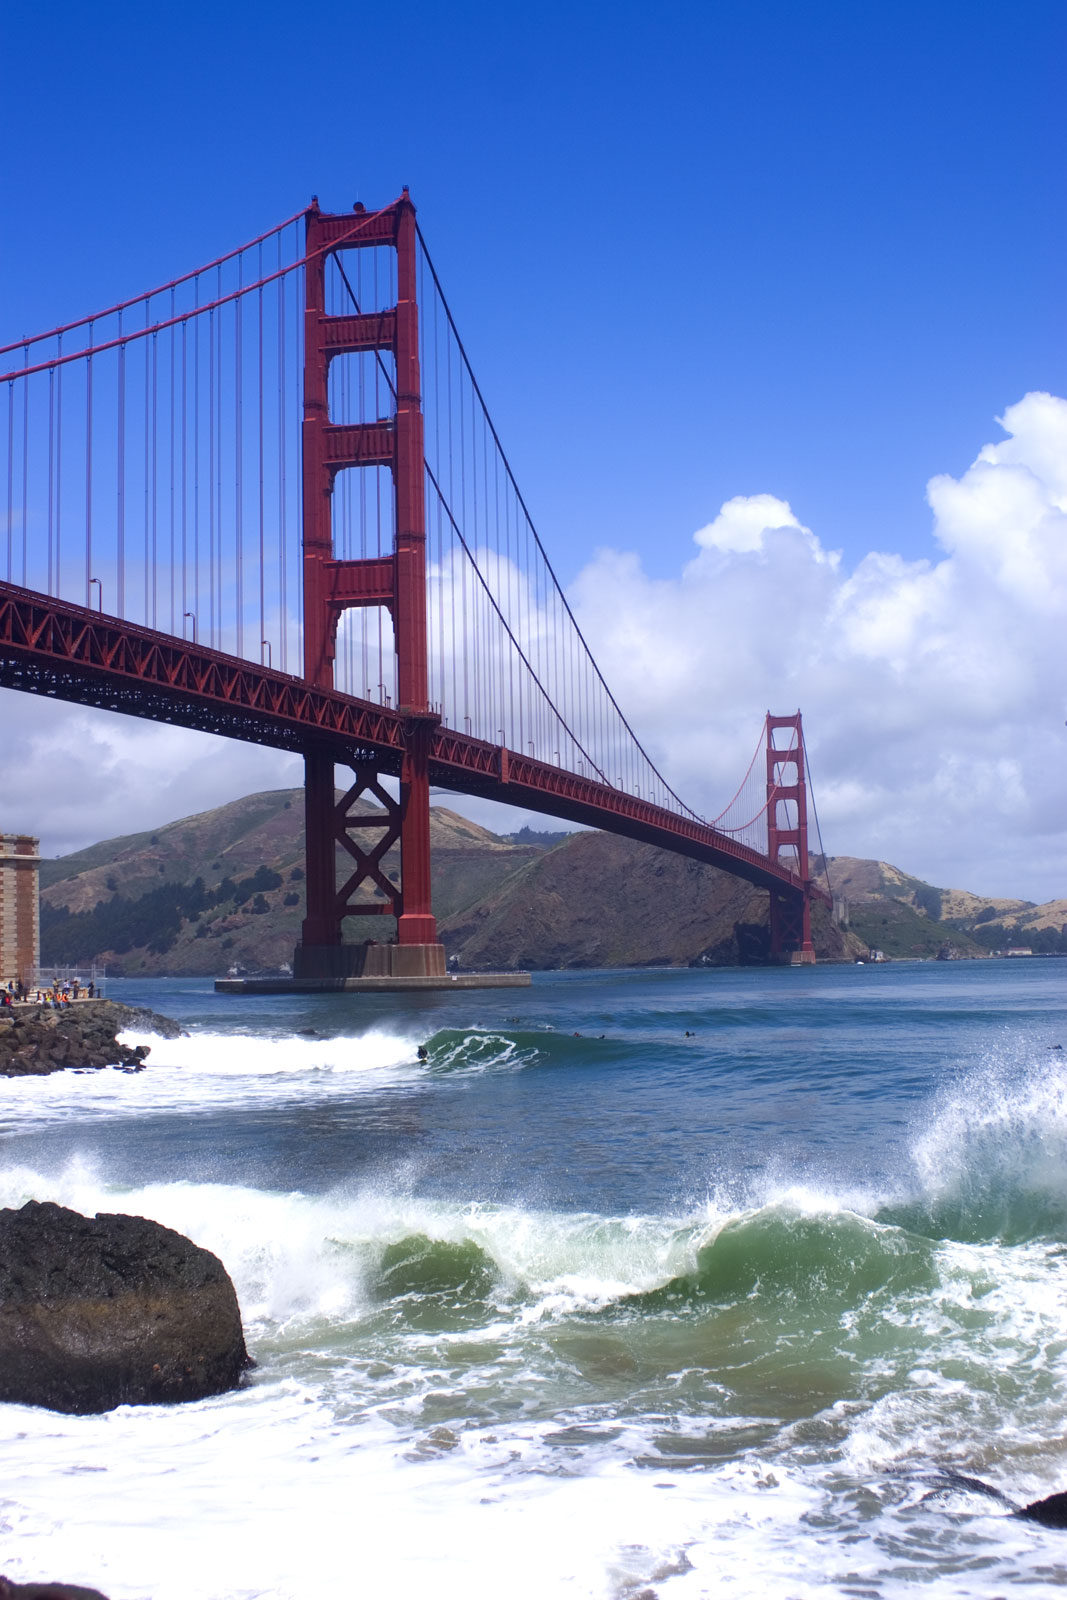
[295,193,445,981]
[765,712,817,964]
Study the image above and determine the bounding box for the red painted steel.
[391,196,437,947]
[0,580,828,913]
[299,196,439,957]
[0,580,407,756]
[334,768,403,920]
[765,712,817,959]
[0,193,828,961]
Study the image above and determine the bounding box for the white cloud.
[693,492,834,566]
[568,393,1067,902]
[0,700,303,858]
[1,393,1063,904]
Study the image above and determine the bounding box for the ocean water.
[2,960,1067,1599]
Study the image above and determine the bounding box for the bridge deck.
[0,581,821,903]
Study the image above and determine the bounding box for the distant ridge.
[37,792,1065,974]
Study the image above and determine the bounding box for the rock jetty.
[0,1579,110,1600]
[0,1000,182,1076]
[0,1200,250,1414]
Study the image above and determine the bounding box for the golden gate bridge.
[0,191,827,985]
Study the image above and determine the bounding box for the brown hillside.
[822,856,1034,920]
[40,790,541,977]
[46,794,1060,977]
[439,831,856,969]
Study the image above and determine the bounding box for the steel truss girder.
[0,581,407,760]
[769,889,809,956]
[334,767,402,919]
[320,310,397,357]
[0,582,826,906]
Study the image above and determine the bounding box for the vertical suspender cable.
[235,251,244,657]
[277,231,287,673]
[5,380,12,582]
[169,292,176,634]
[180,317,187,628]
[47,367,55,594]
[151,329,159,627]
[85,336,93,605]
[20,346,28,585]
[215,265,223,647]
[117,316,125,615]
[257,244,265,664]
[192,277,200,638]
[143,302,151,624]
[55,339,63,596]
[470,384,479,732]
[208,305,216,646]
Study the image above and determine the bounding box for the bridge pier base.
[779,947,817,966]
[293,939,446,981]
[768,887,817,965]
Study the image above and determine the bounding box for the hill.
[40,790,544,977]
[36,793,1065,973]
[821,856,1065,958]
[442,830,853,968]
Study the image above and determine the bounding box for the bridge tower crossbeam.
[296,192,445,980]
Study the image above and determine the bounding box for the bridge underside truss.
[0,580,823,909]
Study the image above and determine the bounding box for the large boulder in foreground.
[0,1201,250,1414]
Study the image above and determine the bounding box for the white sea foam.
[0,1025,432,1134]
[122,1026,422,1077]
[5,996,1067,1598]
[911,1050,1067,1229]
[0,1163,707,1328]
[3,1160,1065,1597]
[0,1372,830,1600]
[0,1023,548,1139]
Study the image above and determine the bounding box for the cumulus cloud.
[0,699,303,858]
[568,393,1067,901]
[1,393,1063,902]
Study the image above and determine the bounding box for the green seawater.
[1,960,1066,1597]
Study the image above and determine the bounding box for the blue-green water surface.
[1,959,1066,1598]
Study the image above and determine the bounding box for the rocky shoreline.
[0,1001,183,1077]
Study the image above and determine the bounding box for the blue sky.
[1,0,1065,897]
[3,0,1061,573]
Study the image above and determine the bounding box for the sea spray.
[2,963,1067,1598]
[888,1045,1067,1243]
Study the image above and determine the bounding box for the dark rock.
[0,1200,250,1414]
[0,1001,181,1077]
[102,1003,185,1040]
[0,1580,110,1600]
[1017,1491,1067,1528]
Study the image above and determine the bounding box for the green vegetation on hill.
[41,865,289,961]
[845,899,983,959]
[38,789,542,976]
[965,921,1067,955]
